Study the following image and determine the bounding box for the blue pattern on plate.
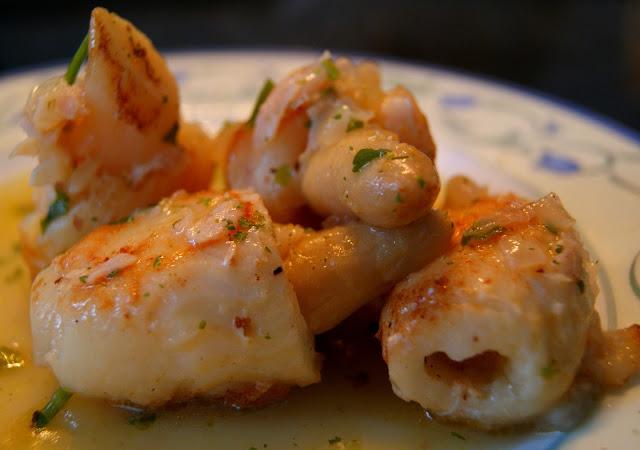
[537,150,580,173]
[440,94,476,108]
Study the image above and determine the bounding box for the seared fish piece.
[280,210,453,334]
[381,193,598,428]
[14,7,213,274]
[30,190,319,408]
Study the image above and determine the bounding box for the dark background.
[1,0,638,132]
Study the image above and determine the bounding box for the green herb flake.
[274,164,292,187]
[162,122,180,144]
[128,411,157,429]
[107,270,119,279]
[265,246,272,254]
[41,188,70,232]
[322,58,340,81]
[450,431,466,440]
[64,33,89,85]
[198,197,213,207]
[198,320,207,330]
[352,148,390,173]
[333,113,342,120]
[461,220,506,246]
[555,245,564,254]
[232,231,248,242]
[390,155,409,160]
[31,387,73,428]
[1,346,25,370]
[576,279,585,294]
[264,333,272,340]
[111,214,134,225]
[143,292,150,298]
[544,223,560,235]
[346,117,364,132]
[4,267,23,283]
[328,436,342,444]
[395,193,404,204]
[247,79,275,127]
[153,256,163,269]
[540,364,559,379]
[417,176,426,189]
[79,275,88,284]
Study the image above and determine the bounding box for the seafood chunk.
[30,191,319,407]
[222,54,438,226]
[14,7,213,274]
[282,210,452,334]
[381,193,598,428]
[301,129,439,228]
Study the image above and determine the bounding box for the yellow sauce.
[0,175,544,450]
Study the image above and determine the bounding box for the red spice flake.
[234,316,252,336]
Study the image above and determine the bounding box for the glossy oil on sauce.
[0,175,552,450]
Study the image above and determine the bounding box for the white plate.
[1,50,639,449]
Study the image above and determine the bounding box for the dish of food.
[1,8,639,450]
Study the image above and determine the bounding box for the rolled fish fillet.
[15,7,213,274]
[301,128,439,228]
[380,193,597,428]
[30,190,320,408]
[282,209,453,334]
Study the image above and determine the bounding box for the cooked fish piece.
[226,111,309,222]
[301,128,439,228]
[30,190,320,408]
[381,193,598,428]
[222,54,438,226]
[580,312,640,387]
[375,86,436,160]
[282,210,453,334]
[13,7,213,275]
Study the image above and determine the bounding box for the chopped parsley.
[395,193,404,203]
[153,256,163,268]
[64,33,89,85]
[1,346,24,370]
[346,117,364,132]
[264,246,272,254]
[162,122,180,144]
[555,245,564,254]
[247,79,275,127]
[274,164,292,187]
[450,431,466,440]
[461,219,506,246]
[352,148,390,172]
[264,333,272,340]
[198,197,213,207]
[328,436,342,444]
[576,279,585,294]
[106,269,119,279]
[540,363,559,379]
[110,214,134,225]
[417,176,426,189]
[231,231,248,242]
[322,58,340,81]
[333,112,342,120]
[390,155,409,160]
[4,267,23,283]
[198,320,207,330]
[544,223,560,235]
[128,410,157,429]
[79,275,88,283]
[41,188,70,232]
[31,387,73,428]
